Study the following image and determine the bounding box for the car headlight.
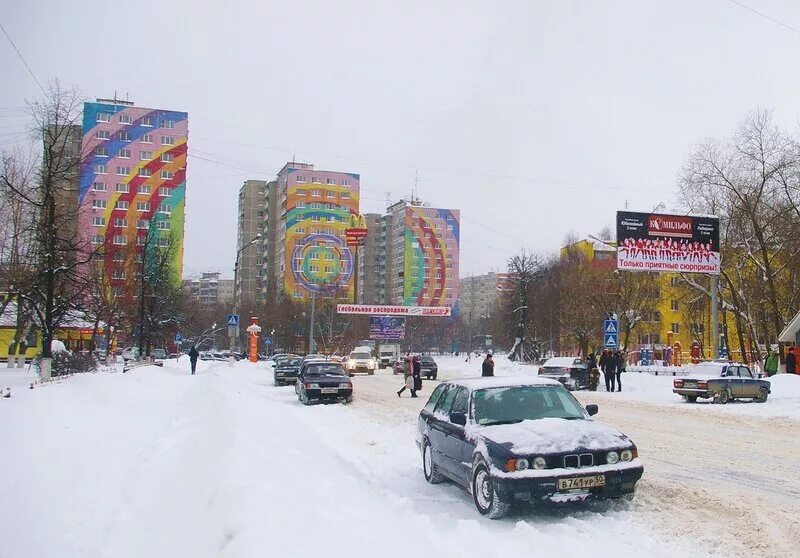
[532,456,547,470]
[606,451,620,465]
[369,360,376,369]
[305,383,320,389]
[515,458,529,471]
[620,449,633,462]
[338,383,351,389]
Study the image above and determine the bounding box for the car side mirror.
[585,404,598,416]
[449,412,467,426]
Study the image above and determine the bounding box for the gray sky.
[3,0,800,278]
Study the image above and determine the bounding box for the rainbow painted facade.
[277,164,360,298]
[402,206,460,306]
[78,100,187,295]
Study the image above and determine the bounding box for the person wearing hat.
[787,347,797,375]
[764,348,779,377]
[482,353,495,377]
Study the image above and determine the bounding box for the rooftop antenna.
[385,191,391,209]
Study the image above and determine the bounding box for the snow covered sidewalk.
[0,359,708,558]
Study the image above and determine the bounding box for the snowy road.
[0,357,796,557]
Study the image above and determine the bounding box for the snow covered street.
[1,356,798,557]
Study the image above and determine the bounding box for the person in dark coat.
[397,357,415,397]
[787,347,797,375]
[188,346,199,375]
[481,353,495,377]
[601,349,617,392]
[586,352,600,391]
[614,350,626,392]
[412,356,422,395]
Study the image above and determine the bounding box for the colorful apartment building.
[78,99,188,297]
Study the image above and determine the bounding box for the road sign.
[228,325,239,338]
[226,314,239,327]
[264,336,272,345]
[175,333,182,343]
[603,319,619,349]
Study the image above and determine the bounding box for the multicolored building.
[272,163,360,299]
[78,99,188,296]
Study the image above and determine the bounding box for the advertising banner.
[369,316,406,340]
[616,211,720,274]
[336,304,451,317]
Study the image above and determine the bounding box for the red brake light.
[674,379,684,388]
[697,381,707,389]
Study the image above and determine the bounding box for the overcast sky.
[3,1,800,278]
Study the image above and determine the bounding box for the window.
[141,116,153,127]
[137,219,149,229]
[91,235,103,244]
[160,170,173,180]
[113,217,127,227]
[296,175,306,183]
[139,168,152,177]
[342,179,350,186]
[119,148,131,159]
[739,367,753,379]
[164,119,175,129]
[158,187,172,196]
[95,146,108,157]
[113,235,126,245]
[92,199,107,209]
[137,236,146,246]
[293,290,304,298]
[95,164,107,174]
[115,200,129,210]
[158,238,169,247]
[117,166,130,176]
[296,201,306,208]
[138,185,151,194]
[690,324,704,335]
[161,153,173,163]
[140,151,152,161]
[311,215,321,222]
[119,114,131,124]
[434,386,458,415]
[423,384,447,413]
[309,265,319,272]
[671,300,679,311]
[92,182,107,192]
[670,323,680,334]
[118,132,131,142]
[141,134,152,143]
[326,178,335,185]
[311,189,321,197]
[136,202,151,211]
[157,203,172,214]
[156,220,170,230]
[451,387,469,415]
[161,136,174,145]
[341,192,350,199]
[296,227,305,234]
[97,113,110,122]
[92,216,106,226]
[116,183,129,193]
[95,130,110,140]
[326,190,336,198]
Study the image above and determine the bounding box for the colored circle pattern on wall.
[290,233,353,293]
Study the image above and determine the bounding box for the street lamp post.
[230,232,262,364]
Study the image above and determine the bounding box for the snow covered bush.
[49,351,98,377]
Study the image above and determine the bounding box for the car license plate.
[321,387,339,394]
[684,381,696,388]
[558,475,606,491]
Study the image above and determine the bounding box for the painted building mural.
[78,101,188,294]
[283,168,360,297]
[403,207,460,306]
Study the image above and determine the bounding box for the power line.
[724,0,800,36]
[0,22,46,95]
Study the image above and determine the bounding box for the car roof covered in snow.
[542,356,583,367]
[445,376,564,390]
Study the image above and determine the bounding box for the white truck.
[378,343,402,369]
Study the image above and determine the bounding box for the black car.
[538,357,589,391]
[295,361,353,405]
[274,356,304,386]
[419,355,438,380]
[417,377,643,519]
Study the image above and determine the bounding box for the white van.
[347,346,377,375]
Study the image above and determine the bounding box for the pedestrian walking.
[397,356,418,398]
[188,345,199,375]
[614,350,626,392]
[412,355,423,395]
[764,349,779,377]
[586,352,600,391]
[787,347,797,375]
[601,349,617,392]
[482,353,495,377]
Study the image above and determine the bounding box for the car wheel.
[344,395,353,404]
[718,388,731,404]
[422,438,444,484]
[368,370,374,375]
[756,387,769,403]
[472,461,510,519]
[684,395,697,403]
[300,389,311,406]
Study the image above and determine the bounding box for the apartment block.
[459,272,510,321]
[236,180,266,304]
[186,272,234,305]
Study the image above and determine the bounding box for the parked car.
[419,355,438,380]
[274,356,304,386]
[303,354,326,362]
[121,347,140,361]
[151,348,167,360]
[392,357,407,375]
[417,377,644,519]
[538,357,589,391]
[346,348,376,375]
[199,351,215,361]
[295,361,353,404]
[673,362,770,403]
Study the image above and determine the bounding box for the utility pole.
[711,275,719,358]
[308,291,316,354]
[230,233,262,363]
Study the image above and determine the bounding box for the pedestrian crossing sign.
[226,314,239,327]
[604,334,619,348]
[604,320,618,334]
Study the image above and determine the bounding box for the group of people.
[764,347,798,376]
[586,349,626,392]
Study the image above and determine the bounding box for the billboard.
[369,316,406,340]
[616,211,720,274]
[336,304,451,316]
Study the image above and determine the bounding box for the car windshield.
[473,385,586,425]
[281,357,304,366]
[351,352,370,360]
[305,363,347,376]
[420,356,434,363]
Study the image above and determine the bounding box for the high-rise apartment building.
[236,180,266,304]
[363,199,460,307]
[264,162,360,300]
[185,272,233,305]
[78,99,188,297]
[356,213,382,304]
[459,272,510,321]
